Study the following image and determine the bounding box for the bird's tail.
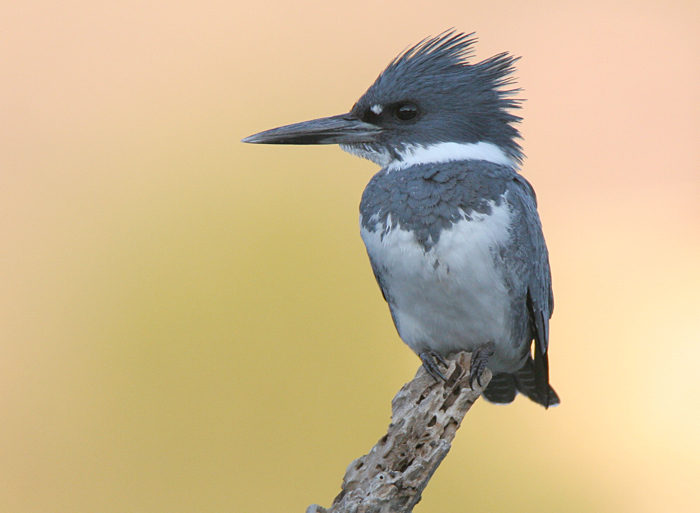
[482,355,560,408]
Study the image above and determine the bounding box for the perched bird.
[243,31,559,407]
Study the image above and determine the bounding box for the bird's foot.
[469,342,494,389]
[419,350,448,381]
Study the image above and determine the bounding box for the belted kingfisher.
[243,31,559,407]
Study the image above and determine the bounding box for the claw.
[419,350,447,381]
[469,342,494,389]
[432,351,448,368]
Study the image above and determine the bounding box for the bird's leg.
[469,342,494,389]
[419,350,448,381]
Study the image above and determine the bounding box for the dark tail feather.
[482,372,517,403]
[513,355,560,407]
[483,356,560,408]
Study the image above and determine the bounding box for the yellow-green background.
[2,1,699,512]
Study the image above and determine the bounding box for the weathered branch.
[307,351,490,513]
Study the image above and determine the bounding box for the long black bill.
[241,113,381,145]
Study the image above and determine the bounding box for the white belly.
[361,201,522,372]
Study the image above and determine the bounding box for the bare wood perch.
[307,351,490,513]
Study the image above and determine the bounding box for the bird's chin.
[339,142,393,168]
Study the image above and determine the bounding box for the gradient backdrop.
[2,1,699,512]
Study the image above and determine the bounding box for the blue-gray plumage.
[242,31,559,407]
[359,160,509,251]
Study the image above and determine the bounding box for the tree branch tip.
[307,351,487,513]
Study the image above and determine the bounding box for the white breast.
[361,199,521,372]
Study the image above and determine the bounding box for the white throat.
[387,142,517,171]
[340,141,517,170]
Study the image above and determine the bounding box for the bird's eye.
[394,103,418,121]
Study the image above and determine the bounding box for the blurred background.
[2,1,699,511]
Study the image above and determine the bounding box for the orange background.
[2,1,699,512]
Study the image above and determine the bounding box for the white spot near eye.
[371,104,383,115]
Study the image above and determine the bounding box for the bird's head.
[243,31,523,169]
